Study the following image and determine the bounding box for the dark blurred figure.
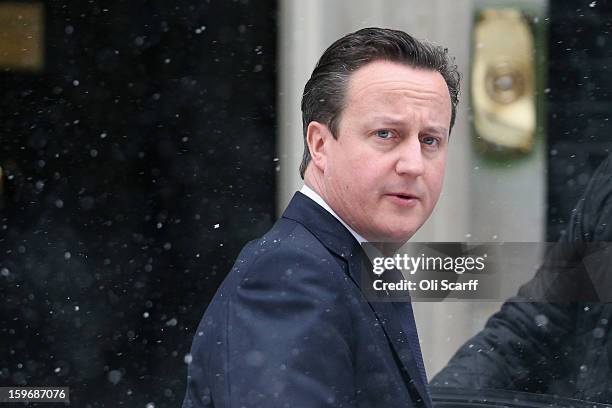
[433,154,612,404]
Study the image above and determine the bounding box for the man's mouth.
[385,193,420,206]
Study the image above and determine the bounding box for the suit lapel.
[282,192,432,407]
[347,253,432,408]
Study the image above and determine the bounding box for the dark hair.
[299,27,461,178]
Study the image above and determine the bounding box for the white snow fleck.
[108,370,122,384]
[593,327,605,339]
[534,314,549,327]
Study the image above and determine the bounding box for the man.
[183,27,460,408]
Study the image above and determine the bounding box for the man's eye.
[376,130,392,139]
[422,136,438,146]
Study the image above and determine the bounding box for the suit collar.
[299,185,368,244]
[282,191,361,261]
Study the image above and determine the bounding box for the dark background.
[0,0,276,406]
[1,0,612,406]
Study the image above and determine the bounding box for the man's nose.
[394,136,424,176]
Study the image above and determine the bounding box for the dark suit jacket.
[183,192,432,408]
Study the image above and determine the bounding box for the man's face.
[320,60,452,242]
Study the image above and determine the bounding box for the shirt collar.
[300,184,368,244]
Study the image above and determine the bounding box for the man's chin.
[367,227,418,243]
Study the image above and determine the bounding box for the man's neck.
[300,184,405,261]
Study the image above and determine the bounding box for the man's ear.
[306,121,333,172]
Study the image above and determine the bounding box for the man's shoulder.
[229,216,345,286]
[244,216,332,257]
